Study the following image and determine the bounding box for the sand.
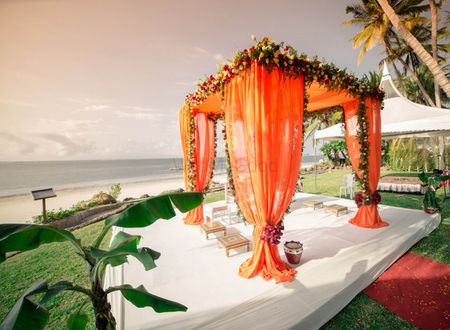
[0,174,227,225]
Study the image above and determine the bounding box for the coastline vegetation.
[33,184,122,224]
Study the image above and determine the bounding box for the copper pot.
[284,241,303,264]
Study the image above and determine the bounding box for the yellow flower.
[251,35,256,41]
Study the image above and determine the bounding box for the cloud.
[82,104,112,112]
[0,132,38,154]
[38,118,100,131]
[189,46,226,64]
[39,133,94,156]
[114,110,163,120]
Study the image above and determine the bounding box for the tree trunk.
[390,60,406,93]
[429,0,441,108]
[92,284,116,330]
[385,42,436,106]
[377,0,450,98]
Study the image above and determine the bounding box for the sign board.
[31,188,56,201]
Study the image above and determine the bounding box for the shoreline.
[0,161,318,224]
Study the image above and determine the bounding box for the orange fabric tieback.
[225,61,304,283]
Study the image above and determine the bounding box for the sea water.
[0,156,319,198]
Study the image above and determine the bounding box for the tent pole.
[314,138,317,193]
[438,135,445,170]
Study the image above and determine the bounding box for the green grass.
[1,178,447,329]
[0,221,112,329]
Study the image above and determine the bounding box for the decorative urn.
[284,241,303,264]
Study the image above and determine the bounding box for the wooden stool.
[200,221,226,239]
[217,234,250,257]
[324,204,348,217]
[303,200,324,210]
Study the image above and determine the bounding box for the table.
[303,200,323,210]
[200,221,226,239]
[217,234,250,257]
[324,204,348,217]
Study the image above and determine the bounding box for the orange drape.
[225,62,304,283]
[182,112,216,225]
[343,98,388,228]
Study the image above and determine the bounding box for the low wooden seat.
[303,200,323,210]
[200,221,226,239]
[324,204,348,217]
[217,234,250,257]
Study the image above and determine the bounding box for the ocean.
[0,156,320,198]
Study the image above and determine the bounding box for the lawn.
[0,174,448,329]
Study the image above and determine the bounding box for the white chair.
[203,181,240,224]
[339,173,355,198]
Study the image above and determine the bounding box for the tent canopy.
[314,62,450,141]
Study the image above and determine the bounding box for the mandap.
[179,38,389,284]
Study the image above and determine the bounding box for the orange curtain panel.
[343,99,388,228]
[182,112,216,225]
[225,62,304,283]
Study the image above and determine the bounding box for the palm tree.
[344,0,436,105]
[429,0,445,107]
[344,0,429,64]
[377,0,450,97]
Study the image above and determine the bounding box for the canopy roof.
[183,38,383,116]
[314,62,450,140]
[196,81,357,114]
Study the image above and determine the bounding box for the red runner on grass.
[364,252,450,330]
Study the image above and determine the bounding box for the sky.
[0,0,384,161]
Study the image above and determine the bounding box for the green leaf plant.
[0,192,203,330]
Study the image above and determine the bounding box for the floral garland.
[355,100,373,206]
[186,107,196,192]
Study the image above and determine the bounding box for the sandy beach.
[0,175,225,225]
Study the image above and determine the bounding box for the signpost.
[31,188,57,221]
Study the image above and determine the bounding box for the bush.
[320,140,348,166]
[108,183,122,200]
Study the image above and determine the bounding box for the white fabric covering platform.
[105,193,441,330]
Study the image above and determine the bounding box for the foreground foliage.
[0,192,203,330]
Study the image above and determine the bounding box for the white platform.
[105,193,441,330]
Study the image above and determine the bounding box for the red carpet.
[363,252,450,330]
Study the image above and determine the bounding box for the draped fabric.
[343,99,389,228]
[182,111,216,225]
[225,62,304,283]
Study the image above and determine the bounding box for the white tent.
[314,62,450,141]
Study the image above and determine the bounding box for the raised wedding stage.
[105,193,441,330]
